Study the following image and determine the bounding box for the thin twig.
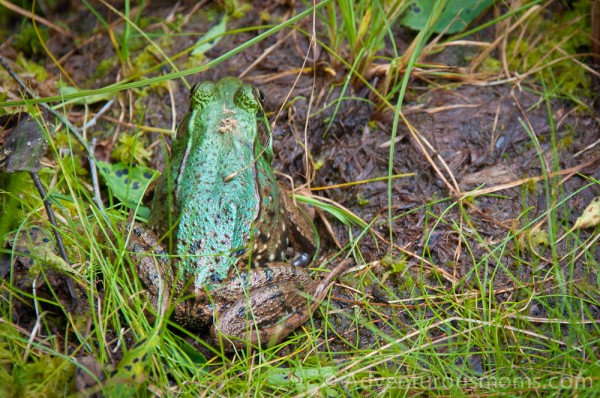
[83,98,115,130]
[30,172,78,299]
[88,138,103,209]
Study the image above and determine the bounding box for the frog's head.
[187,78,274,161]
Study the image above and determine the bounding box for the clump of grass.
[506,0,592,99]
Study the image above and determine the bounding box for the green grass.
[1,0,599,396]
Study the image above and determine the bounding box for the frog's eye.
[191,81,216,109]
[256,88,265,104]
[251,88,266,116]
[234,85,259,112]
[189,83,199,98]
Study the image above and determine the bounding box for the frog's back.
[149,78,278,286]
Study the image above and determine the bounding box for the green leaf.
[191,14,228,56]
[0,112,48,173]
[97,161,158,216]
[573,197,600,230]
[104,330,161,397]
[265,366,338,394]
[400,0,494,34]
[58,83,113,105]
[7,225,68,272]
[170,335,207,368]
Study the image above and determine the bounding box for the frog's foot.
[273,259,350,344]
[127,223,173,317]
[209,280,315,350]
[210,260,350,350]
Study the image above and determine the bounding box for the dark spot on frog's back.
[210,273,224,284]
[188,240,202,253]
[144,172,153,179]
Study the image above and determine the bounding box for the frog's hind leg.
[209,264,319,350]
[281,191,317,267]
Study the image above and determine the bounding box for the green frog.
[128,77,341,350]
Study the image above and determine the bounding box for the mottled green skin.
[129,77,321,349]
[149,78,289,289]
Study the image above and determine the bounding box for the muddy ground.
[1,0,599,370]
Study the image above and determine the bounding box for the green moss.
[60,155,89,179]
[130,34,177,75]
[529,228,550,249]
[356,193,369,206]
[14,22,48,57]
[224,0,251,18]
[0,354,75,397]
[558,129,574,150]
[52,131,85,154]
[16,53,47,81]
[480,56,502,73]
[112,134,153,166]
[381,252,408,274]
[506,0,591,98]
[91,58,117,81]
[130,49,157,75]
[0,173,28,236]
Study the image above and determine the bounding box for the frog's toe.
[291,252,311,267]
